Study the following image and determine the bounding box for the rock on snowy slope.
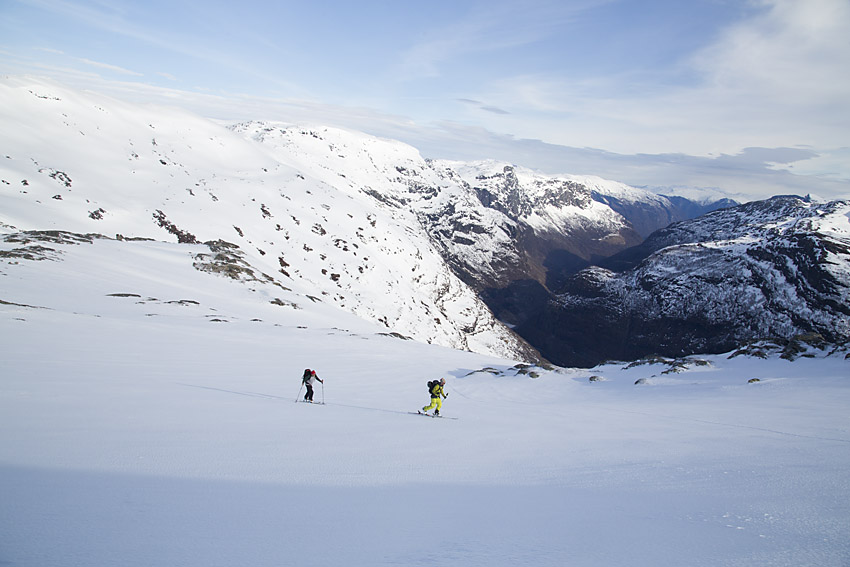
[519,196,850,367]
[0,76,538,362]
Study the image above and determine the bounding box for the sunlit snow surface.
[1,234,849,567]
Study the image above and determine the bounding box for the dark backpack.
[303,369,312,382]
[427,380,438,395]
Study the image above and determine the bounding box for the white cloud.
[394,0,606,81]
[768,147,850,182]
[695,0,850,103]
[452,0,850,155]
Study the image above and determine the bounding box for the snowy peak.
[230,121,430,199]
[642,195,835,244]
[449,161,593,217]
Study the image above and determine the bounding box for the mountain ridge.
[7,76,841,369]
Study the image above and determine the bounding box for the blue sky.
[2,0,849,201]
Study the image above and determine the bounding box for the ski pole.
[321,380,325,404]
[295,382,303,403]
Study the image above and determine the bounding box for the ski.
[297,400,325,405]
[409,411,458,420]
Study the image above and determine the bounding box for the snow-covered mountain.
[0,76,539,361]
[0,76,733,363]
[522,196,850,367]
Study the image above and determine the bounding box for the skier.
[302,368,323,403]
[421,378,447,416]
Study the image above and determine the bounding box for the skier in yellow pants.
[422,378,447,416]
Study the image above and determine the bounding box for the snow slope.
[1,230,849,566]
[0,75,532,361]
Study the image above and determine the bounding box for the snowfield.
[1,233,849,567]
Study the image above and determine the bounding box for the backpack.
[427,380,438,395]
[303,369,312,382]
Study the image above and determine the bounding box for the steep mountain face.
[419,161,642,292]
[231,128,636,290]
[519,196,850,367]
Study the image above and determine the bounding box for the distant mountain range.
[2,76,847,366]
[518,196,850,366]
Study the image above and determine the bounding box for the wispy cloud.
[480,105,511,115]
[395,0,608,81]
[77,57,142,76]
[457,98,510,115]
[410,121,849,201]
[693,0,850,104]
[10,0,287,89]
